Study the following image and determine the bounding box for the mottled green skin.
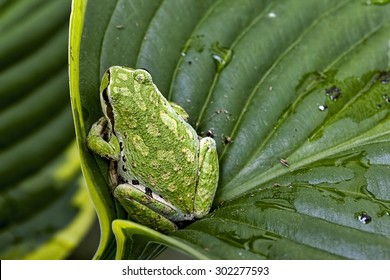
[87,66,219,232]
[108,67,199,213]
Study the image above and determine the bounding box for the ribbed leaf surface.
[0,0,95,259]
[70,0,390,259]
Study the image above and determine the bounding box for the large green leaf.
[0,0,95,259]
[70,0,390,259]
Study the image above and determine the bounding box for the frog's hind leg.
[87,117,120,160]
[114,184,179,233]
[194,137,219,219]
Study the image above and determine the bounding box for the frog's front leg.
[87,117,120,160]
[114,183,180,233]
[194,137,219,218]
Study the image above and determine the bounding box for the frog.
[87,66,219,233]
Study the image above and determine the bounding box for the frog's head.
[99,66,155,130]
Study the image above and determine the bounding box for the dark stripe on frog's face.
[100,69,117,131]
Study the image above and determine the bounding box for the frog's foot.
[87,117,120,160]
[114,183,184,233]
[194,137,219,219]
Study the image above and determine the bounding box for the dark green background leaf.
[71,0,390,259]
[0,0,95,259]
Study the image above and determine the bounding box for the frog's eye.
[134,69,152,84]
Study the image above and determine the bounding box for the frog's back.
[109,67,199,214]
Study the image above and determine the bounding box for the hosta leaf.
[112,220,209,260]
[0,0,95,259]
[70,0,390,259]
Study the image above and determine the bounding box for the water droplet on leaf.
[210,42,232,72]
[318,105,328,111]
[356,211,372,224]
[268,12,277,18]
